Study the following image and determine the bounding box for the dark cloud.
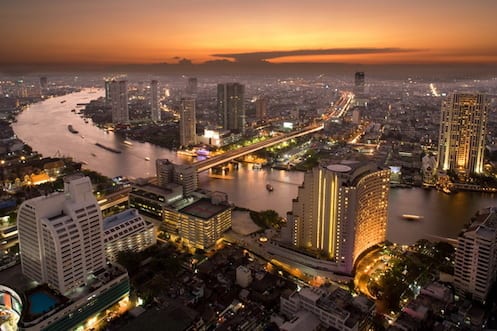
[211,48,422,63]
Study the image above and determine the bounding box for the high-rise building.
[255,96,269,121]
[186,77,198,96]
[104,80,112,105]
[150,80,161,122]
[179,98,197,147]
[109,80,129,124]
[156,159,198,196]
[217,83,245,132]
[17,174,106,294]
[437,93,488,176]
[284,161,390,274]
[354,72,365,94]
[454,208,497,303]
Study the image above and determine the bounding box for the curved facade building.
[285,161,389,274]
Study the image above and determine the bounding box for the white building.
[283,161,389,274]
[103,209,156,262]
[17,174,106,294]
[110,80,129,124]
[236,265,253,288]
[454,208,497,303]
[437,93,488,176]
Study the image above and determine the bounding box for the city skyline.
[1,1,497,67]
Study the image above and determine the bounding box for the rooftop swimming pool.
[28,291,58,315]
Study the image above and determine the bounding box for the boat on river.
[266,184,274,192]
[95,143,122,154]
[67,125,79,134]
[401,214,424,221]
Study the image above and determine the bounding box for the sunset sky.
[1,0,497,65]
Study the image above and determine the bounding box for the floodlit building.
[109,80,129,124]
[217,83,245,133]
[437,93,488,176]
[103,208,156,262]
[454,208,497,303]
[15,174,130,330]
[17,174,106,294]
[179,98,197,147]
[280,161,389,275]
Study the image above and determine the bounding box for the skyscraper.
[217,83,245,132]
[110,80,129,124]
[179,98,196,147]
[354,72,365,94]
[186,77,198,96]
[150,80,161,122]
[17,174,106,294]
[104,79,112,105]
[437,93,488,176]
[285,161,389,274]
[454,208,497,303]
[255,96,269,121]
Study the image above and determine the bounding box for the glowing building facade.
[179,98,197,147]
[286,161,389,274]
[437,93,488,176]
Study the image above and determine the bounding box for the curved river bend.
[13,90,497,244]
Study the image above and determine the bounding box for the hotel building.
[437,93,488,176]
[280,161,389,275]
[454,208,497,303]
[15,174,129,330]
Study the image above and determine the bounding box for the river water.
[12,90,497,245]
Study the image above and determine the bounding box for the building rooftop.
[103,208,142,231]
[179,198,231,220]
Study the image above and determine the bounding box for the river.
[12,89,497,245]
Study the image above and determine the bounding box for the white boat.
[144,157,150,161]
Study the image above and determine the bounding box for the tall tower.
[354,72,365,95]
[286,161,389,274]
[186,77,198,96]
[454,208,497,303]
[150,80,161,122]
[110,80,129,124]
[437,93,488,176]
[255,96,269,121]
[179,98,196,147]
[104,80,112,105]
[17,174,106,294]
[217,83,245,132]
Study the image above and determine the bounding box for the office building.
[179,98,197,147]
[283,161,389,275]
[255,96,269,121]
[280,286,374,331]
[104,79,112,105]
[437,93,488,176]
[17,174,106,294]
[454,208,497,303]
[217,83,245,132]
[186,77,198,96]
[156,158,198,196]
[110,80,129,124]
[150,80,161,122]
[103,209,156,262]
